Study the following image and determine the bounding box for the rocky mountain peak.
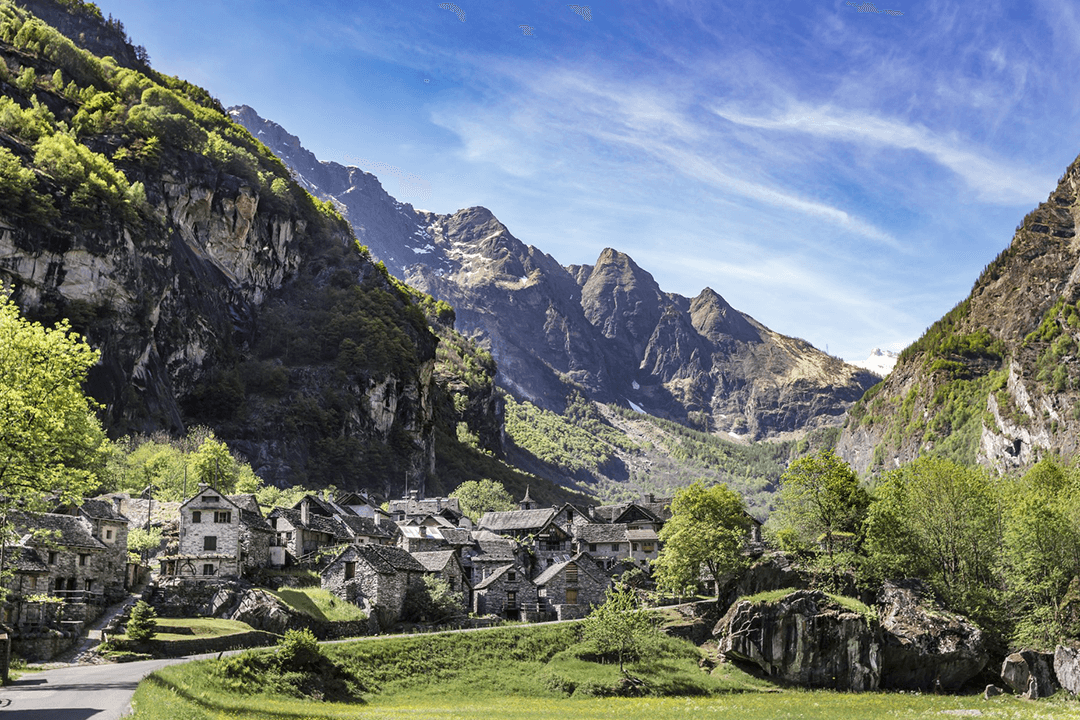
[689,287,761,345]
[581,248,666,360]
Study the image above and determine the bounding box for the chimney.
[645,493,654,504]
[300,498,310,527]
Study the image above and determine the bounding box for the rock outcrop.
[1054,644,1080,696]
[1001,649,1059,699]
[715,590,881,691]
[876,580,988,690]
[718,552,808,612]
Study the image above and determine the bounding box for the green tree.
[653,481,751,596]
[193,433,236,491]
[402,575,464,623]
[450,479,516,520]
[772,449,869,585]
[127,526,162,563]
[126,600,158,642]
[864,456,1002,627]
[581,582,658,675]
[0,289,107,595]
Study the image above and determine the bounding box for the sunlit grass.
[270,586,368,622]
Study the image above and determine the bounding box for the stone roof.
[438,528,472,546]
[226,495,274,533]
[575,523,629,544]
[593,499,672,524]
[410,550,457,573]
[337,515,391,539]
[10,545,48,573]
[78,498,129,523]
[473,564,530,590]
[388,497,462,517]
[472,537,517,561]
[355,544,427,575]
[478,508,556,533]
[271,507,347,538]
[627,528,659,542]
[533,553,602,587]
[14,512,106,550]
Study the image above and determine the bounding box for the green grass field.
[129,622,1080,719]
[114,617,256,642]
[269,586,368,622]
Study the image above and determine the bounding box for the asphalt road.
[0,657,191,720]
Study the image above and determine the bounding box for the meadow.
[128,622,1080,719]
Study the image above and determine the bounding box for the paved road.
[0,657,189,720]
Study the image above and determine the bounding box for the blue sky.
[94,0,1080,362]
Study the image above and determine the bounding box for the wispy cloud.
[712,105,1053,206]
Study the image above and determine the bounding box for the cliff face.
[838,153,1080,474]
[0,2,438,495]
[232,106,879,440]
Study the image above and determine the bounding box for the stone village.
[0,485,732,662]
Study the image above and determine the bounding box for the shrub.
[126,600,158,642]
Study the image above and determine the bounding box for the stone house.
[462,533,520,586]
[10,510,112,603]
[268,501,348,561]
[321,544,427,622]
[591,495,672,525]
[162,485,272,579]
[551,502,592,532]
[477,507,557,540]
[388,494,468,527]
[573,523,631,567]
[472,563,538,618]
[397,525,451,553]
[52,498,131,601]
[533,553,609,619]
[411,550,470,611]
[337,515,393,546]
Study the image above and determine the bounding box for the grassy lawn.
[113,617,256,642]
[129,621,1080,719]
[269,586,367,622]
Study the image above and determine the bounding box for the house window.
[192,511,201,524]
[643,543,655,554]
[508,571,516,582]
[345,561,356,580]
[566,510,574,522]
[611,543,620,552]
[48,551,57,565]
[105,529,113,540]
[589,543,597,552]
[507,590,517,610]
[214,511,232,524]
[203,564,215,576]
[79,554,89,567]
[632,542,639,552]
[28,576,37,590]
[566,565,578,584]
[204,536,217,552]
[566,588,578,604]
[84,579,92,592]
[202,495,218,503]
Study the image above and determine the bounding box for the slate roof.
[478,508,556,533]
[471,537,517,561]
[627,528,659,542]
[14,512,106,550]
[78,498,129,523]
[338,515,391,539]
[271,507,347,538]
[438,528,472,546]
[10,545,48,573]
[473,564,529,590]
[574,523,629,544]
[227,494,274,533]
[411,550,457,573]
[355,544,427,574]
[593,499,672,524]
[533,553,602,587]
[388,497,463,517]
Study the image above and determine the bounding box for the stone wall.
[474,570,538,617]
[537,561,607,611]
[241,528,274,574]
[179,491,241,576]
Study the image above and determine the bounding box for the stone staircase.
[52,584,150,664]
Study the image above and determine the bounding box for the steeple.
[519,486,536,510]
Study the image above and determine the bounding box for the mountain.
[849,349,898,377]
[837,154,1080,475]
[0,0,586,507]
[230,105,880,440]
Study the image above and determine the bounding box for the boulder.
[876,579,988,690]
[1001,649,1058,698]
[715,589,881,691]
[718,552,808,612]
[1054,644,1080,696]
[227,589,302,635]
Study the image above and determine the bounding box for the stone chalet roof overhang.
[574,523,629,544]
[338,515,392,539]
[14,512,107,550]
[478,508,557,534]
[74,498,129,523]
[473,563,531,590]
[533,553,603,587]
[626,528,659,542]
[348,544,428,575]
[410,550,457,573]
[226,495,274,532]
[180,488,243,514]
[10,545,48,573]
[270,507,347,538]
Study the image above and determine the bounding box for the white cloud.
[713,105,1053,205]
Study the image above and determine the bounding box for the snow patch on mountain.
[848,348,899,377]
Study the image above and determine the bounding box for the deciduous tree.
[581,582,658,675]
[450,479,515,520]
[653,481,751,596]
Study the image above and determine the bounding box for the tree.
[127,526,163,564]
[449,479,515,521]
[652,481,751,596]
[0,289,107,596]
[402,575,464,623]
[581,582,658,675]
[126,600,158,642]
[772,449,869,585]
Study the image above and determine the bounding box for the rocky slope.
[231,106,879,440]
[838,152,1080,474]
[0,0,567,501]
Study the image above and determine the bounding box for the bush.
[402,575,465,623]
[126,600,158,642]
